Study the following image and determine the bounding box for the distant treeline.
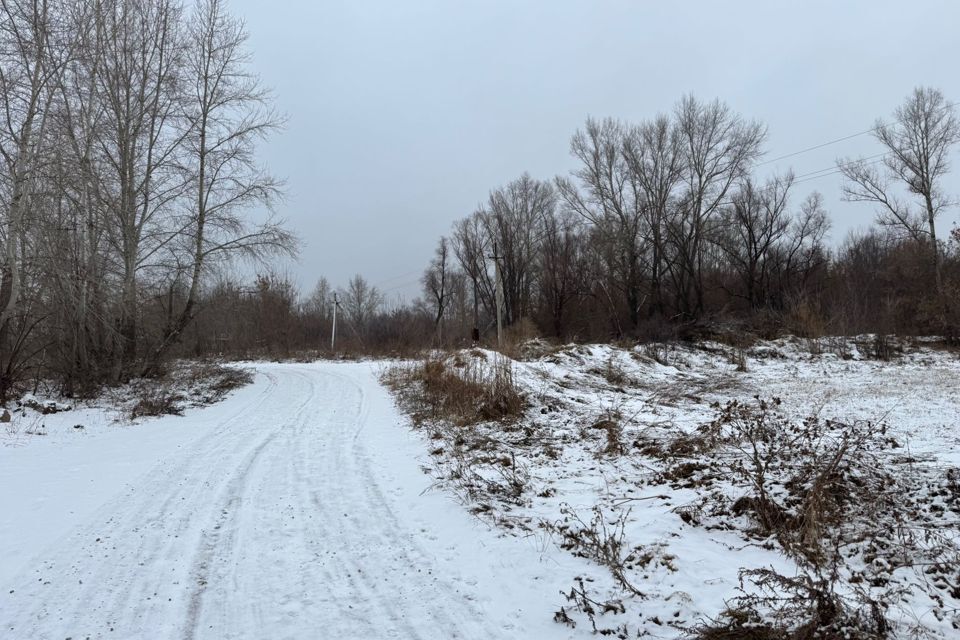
[184,89,959,359]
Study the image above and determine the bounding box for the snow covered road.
[1,363,565,640]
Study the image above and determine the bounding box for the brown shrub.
[383,352,526,426]
[130,387,183,419]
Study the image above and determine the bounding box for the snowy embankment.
[0,363,569,639]
[385,336,960,638]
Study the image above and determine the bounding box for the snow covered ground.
[385,336,960,638]
[0,363,577,639]
[2,339,958,639]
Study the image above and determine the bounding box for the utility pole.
[490,242,504,348]
[331,292,338,351]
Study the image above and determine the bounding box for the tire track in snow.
[0,371,285,639]
[182,368,318,639]
[299,369,484,638]
[180,429,280,640]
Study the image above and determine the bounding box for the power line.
[373,268,423,288]
[792,152,888,182]
[380,278,422,293]
[756,129,875,167]
[756,100,957,168]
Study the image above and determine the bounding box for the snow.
[0,363,574,639]
[2,339,958,638]
[388,337,960,637]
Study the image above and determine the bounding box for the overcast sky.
[230,0,960,301]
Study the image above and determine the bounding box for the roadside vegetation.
[383,337,960,638]
[2,361,253,446]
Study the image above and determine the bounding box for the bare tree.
[0,0,304,393]
[421,236,450,343]
[0,0,71,397]
[480,173,553,327]
[94,0,187,379]
[716,174,794,308]
[538,208,582,338]
[557,118,647,332]
[305,277,332,318]
[143,0,293,375]
[671,95,766,317]
[623,115,684,318]
[48,0,114,393]
[451,211,495,337]
[777,192,830,302]
[339,274,382,338]
[839,87,959,318]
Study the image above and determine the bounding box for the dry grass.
[382,351,526,426]
[187,363,254,401]
[129,362,253,419]
[130,386,184,418]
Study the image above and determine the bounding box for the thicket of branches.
[0,0,294,399]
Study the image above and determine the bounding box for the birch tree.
[0,0,71,398]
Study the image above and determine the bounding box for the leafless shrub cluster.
[555,576,630,638]
[654,398,960,637]
[186,364,254,403]
[128,362,251,419]
[641,342,674,366]
[130,385,184,419]
[594,415,625,457]
[601,356,631,387]
[852,334,903,361]
[698,567,893,640]
[705,398,887,562]
[444,449,532,511]
[545,504,644,597]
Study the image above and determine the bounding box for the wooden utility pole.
[331,292,338,350]
[490,242,504,347]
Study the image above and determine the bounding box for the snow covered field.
[1,339,958,639]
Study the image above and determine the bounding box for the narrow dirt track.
[1,364,555,640]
